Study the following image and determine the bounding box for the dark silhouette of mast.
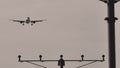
[107,0,116,68]
[100,0,120,68]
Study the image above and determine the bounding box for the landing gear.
[22,23,25,26]
[31,24,33,26]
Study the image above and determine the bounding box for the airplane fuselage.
[26,17,30,24]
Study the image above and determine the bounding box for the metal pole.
[100,0,119,68]
[107,0,116,68]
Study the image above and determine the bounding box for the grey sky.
[0,0,120,68]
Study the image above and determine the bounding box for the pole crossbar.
[18,55,105,68]
[19,60,104,62]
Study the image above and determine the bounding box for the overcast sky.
[0,0,120,68]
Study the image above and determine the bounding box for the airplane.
[12,17,46,26]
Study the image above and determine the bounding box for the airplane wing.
[31,20,46,23]
[12,20,25,23]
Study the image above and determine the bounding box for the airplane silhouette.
[12,17,46,26]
